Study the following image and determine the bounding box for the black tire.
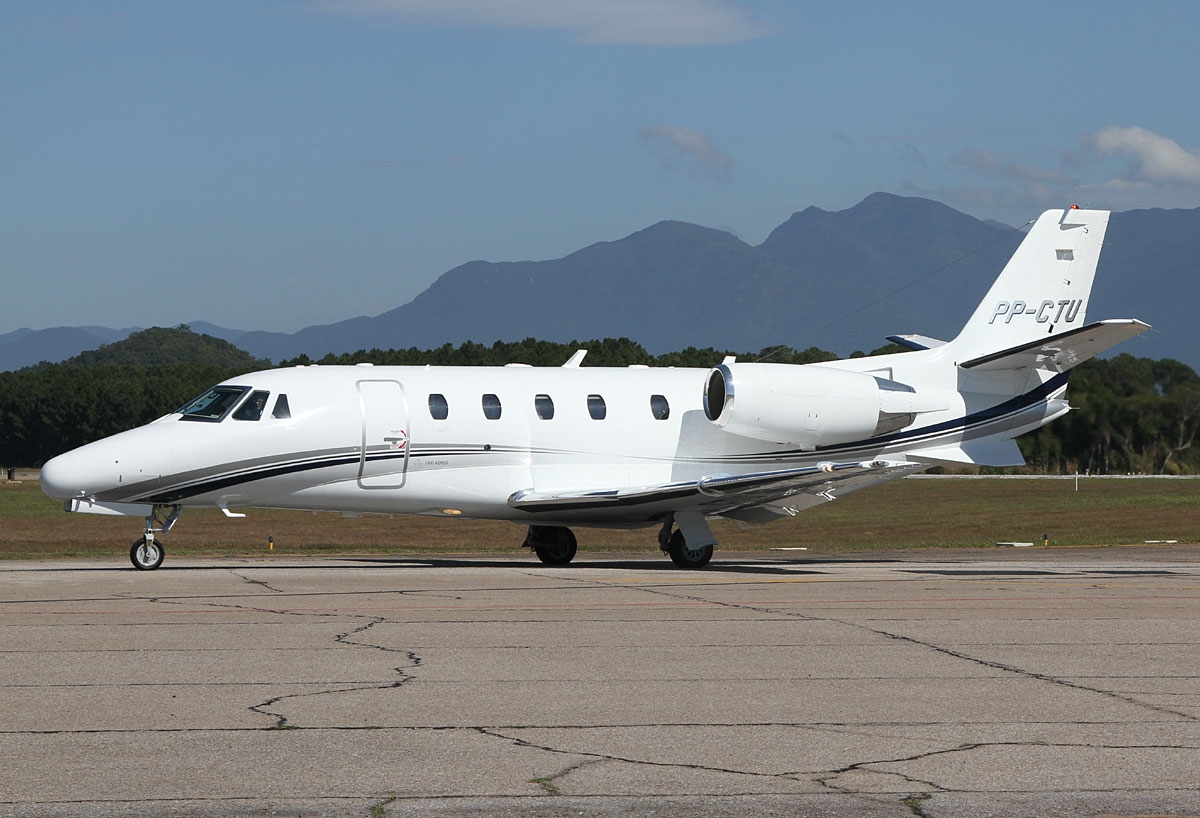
[130,536,165,570]
[529,526,578,566]
[667,528,712,569]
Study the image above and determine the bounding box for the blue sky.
[4,0,1200,334]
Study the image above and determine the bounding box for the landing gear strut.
[130,505,182,571]
[658,514,715,569]
[523,525,578,566]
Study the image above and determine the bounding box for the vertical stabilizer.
[949,207,1110,360]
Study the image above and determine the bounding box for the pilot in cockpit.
[233,392,268,421]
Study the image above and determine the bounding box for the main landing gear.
[523,525,578,566]
[523,513,717,569]
[658,517,714,569]
[130,505,182,570]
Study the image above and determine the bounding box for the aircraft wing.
[507,459,925,518]
[959,318,1150,372]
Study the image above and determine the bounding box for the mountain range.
[3,193,1193,371]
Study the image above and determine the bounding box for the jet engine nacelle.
[703,362,926,448]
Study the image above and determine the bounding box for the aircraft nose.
[40,437,126,501]
[40,426,173,502]
[40,450,88,501]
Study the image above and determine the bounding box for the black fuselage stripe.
[124,376,1067,504]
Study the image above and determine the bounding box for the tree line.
[3,335,1198,475]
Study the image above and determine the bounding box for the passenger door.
[357,379,409,489]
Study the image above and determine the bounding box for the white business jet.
[41,207,1147,570]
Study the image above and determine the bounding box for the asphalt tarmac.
[3,547,1200,818]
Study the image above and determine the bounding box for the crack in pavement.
[549,571,1200,724]
[246,616,422,730]
[228,569,286,594]
[521,570,1200,800]
[866,627,1200,722]
[141,590,423,731]
[483,725,1200,800]
[477,725,800,786]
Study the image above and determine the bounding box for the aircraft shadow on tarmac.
[20,555,899,576]
[12,558,1180,580]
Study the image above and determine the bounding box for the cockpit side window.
[178,386,250,422]
[233,390,271,421]
[271,394,291,419]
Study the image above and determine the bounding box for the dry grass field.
[3,474,1198,561]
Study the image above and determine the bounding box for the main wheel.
[529,526,578,566]
[666,528,712,569]
[130,536,165,570]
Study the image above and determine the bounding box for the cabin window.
[428,393,449,420]
[587,394,606,420]
[535,394,554,420]
[178,386,250,422]
[482,393,502,420]
[233,390,271,421]
[650,394,670,420]
[271,394,291,419]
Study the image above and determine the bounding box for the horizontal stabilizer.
[959,319,1150,372]
[886,333,947,351]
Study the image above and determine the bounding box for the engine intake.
[704,362,937,448]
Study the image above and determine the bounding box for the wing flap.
[507,480,699,511]
[507,460,925,516]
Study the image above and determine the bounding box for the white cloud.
[951,148,1072,186]
[1090,126,1200,186]
[308,0,768,46]
[914,127,1200,224]
[637,124,733,181]
[940,148,1075,222]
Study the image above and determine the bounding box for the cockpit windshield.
[177,386,250,422]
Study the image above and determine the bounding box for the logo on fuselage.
[989,299,1083,325]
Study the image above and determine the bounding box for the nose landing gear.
[130,536,165,570]
[130,505,182,570]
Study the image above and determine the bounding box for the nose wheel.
[130,536,165,570]
[129,505,182,570]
